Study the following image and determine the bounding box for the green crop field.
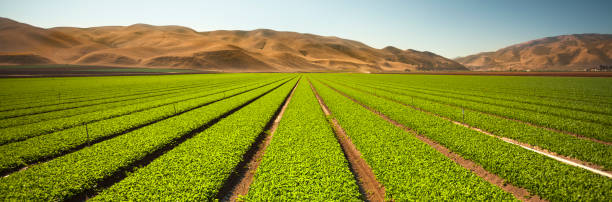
[0,73,610,201]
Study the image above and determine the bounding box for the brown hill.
[0,17,466,72]
[455,34,612,71]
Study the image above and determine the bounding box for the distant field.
[0,65,203,77]
[384,71,612,77]
[0,73,610,201]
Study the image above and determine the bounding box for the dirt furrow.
[309,80,386,202]
[221,78,300,202]
[73,78,296,201]
[346,83,612,176]
[320,80,546,201]
[328,79,611,145]
[323,80,612,170]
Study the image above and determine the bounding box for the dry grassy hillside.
[455,34,612,71]
[0,17,466,72]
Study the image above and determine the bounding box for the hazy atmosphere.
[1,0,611,58]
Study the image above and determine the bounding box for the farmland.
[0,73,610,201]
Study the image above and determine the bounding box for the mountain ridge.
[455,34,612,71]
[0,17,466,72]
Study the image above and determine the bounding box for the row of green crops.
[0,74,255,109]
[337,74,612,115]
[310,79,516,201]
[313,77,611,201]
[346,74,612,106]
[321,78,612,170]
[328,76,611,142]
[0,76,286,145]
[0,78,241,121]
[0,77,268,129]
[91,78,297,201]
[0,77,291,174]
[334,76,612,126]
[245,79,361,201]
[0,77,294,201]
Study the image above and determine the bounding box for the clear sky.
[1,0,611,58]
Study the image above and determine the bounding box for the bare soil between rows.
[223,78,299,201]
[310,80,386,202]
[331,80,612,171]
[322,81,545,201]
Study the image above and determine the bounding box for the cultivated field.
[0,73,610,201]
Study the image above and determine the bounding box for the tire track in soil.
[310,80,386,202]
[318,80,546,202]
[323,80,612,176]
[218,77,300,202]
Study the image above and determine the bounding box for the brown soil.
[225,79,299,201]
[321,82,546,201]
[309,80,387,202]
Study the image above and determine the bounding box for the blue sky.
[1,0,611,58]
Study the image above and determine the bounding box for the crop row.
[314,77,612,201]
[336,76,612,125]
[90,77,298,201]
[0,77,259,128]
[310,80,516,200]
[339,74,612,112]
[327,76,611,142]
[0,74,271,110]
[246,79,361,200]
[0,77,294,200]
[0,77,237,119]
[322,78,612,170]
[0,77,284,145]
[0,77,291,175]
[0,74,223,109]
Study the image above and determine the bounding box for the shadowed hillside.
[455,34,612,71]
[0,17,466,72]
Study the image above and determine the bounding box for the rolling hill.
[455,34,612,71]
[0,17,466,72]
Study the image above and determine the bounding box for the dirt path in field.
[309,80,386,202]
[221,78,299,202]
[319,81,546,202]
[323,80,612,174]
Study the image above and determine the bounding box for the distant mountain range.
[0,17,466,72]
[455,34,612,71]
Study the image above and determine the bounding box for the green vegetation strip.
[0,78,258,129]
[310,80,515,201]
[315,78,612,201]
[0,78,289,175]
[0,78,233,120]
[331,76,611,142]
[323,78,612,170]
[347,74,612,116]
[336,76,612,126]
[0,77,282,145]
[91,78,297,200]
[245,79,361,201]
[0,78,293,201]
